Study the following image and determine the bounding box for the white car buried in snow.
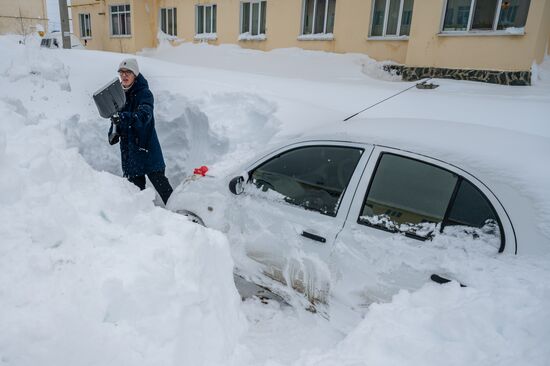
[40,32,85,49]
[167,118,550,310]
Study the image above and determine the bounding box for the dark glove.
[110,114,121,125]
[108,115,120,145]
[114,112,131,136]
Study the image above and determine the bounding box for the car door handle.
[301,231,326,243]
[430,274,467,287]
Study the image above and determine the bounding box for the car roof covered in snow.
[302,118,545,165]
[292,118,547,183]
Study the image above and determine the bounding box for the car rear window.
[359,153,502,246]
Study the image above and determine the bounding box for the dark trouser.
[128,170,173,205]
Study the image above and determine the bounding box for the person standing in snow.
[108,58,173,205]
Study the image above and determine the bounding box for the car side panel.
[331,146,516,307]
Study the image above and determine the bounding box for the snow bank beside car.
[295,261,550,366]
[320,231,550,366]
[0,37,245,366]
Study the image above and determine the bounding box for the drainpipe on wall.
[18,8,25,36]
[58,0,71,49]
[42,0,47,33]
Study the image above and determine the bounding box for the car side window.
[359,153,502,244]
[251,146,363,216]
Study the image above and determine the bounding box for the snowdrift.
[0,35,245,366]
[1,36,549,366]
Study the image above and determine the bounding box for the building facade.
[0,0,48,36]
[71,0,550,85]
[69,0,157,53]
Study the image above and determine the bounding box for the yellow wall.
[71,0,157,53]
[533,0,550,62]
[0,0,48,35]
[102,0,137,53]
[259,0,303,51]
[332,0,409,62]
[161,0,195,43]
[405,0,547,71]
[71,0,550,71]
[71,1,104,50]
[167,0,408,61]
[250,0,333,52]
[133,0,157,52]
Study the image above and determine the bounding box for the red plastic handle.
[193,166,209,176]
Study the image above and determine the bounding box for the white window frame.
[110,4,131,37]
[368,0,411,39]
[160,7,177,36]
[439,0,528,35]
[239,0,267,40]
[195,4,217,40]
[300,0,331,34]
[79,13,92,39]
[298,0,335,41]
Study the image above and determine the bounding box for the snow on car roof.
[301,117,547,180]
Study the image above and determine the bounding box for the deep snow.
[1,34,550,366]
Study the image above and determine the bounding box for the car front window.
[251,145,363,216]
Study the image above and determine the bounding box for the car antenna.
[343,77,433,122]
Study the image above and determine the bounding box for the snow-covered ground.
[1,34,550,366]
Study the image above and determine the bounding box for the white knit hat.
[118,58,140,76]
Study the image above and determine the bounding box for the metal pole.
[58,0,71,49]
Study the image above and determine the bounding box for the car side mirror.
[228,176,245,195]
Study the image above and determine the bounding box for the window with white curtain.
[301,0,336,35]
[240,1,267,36]
[160,8,177,36]
[370,0,414,37]
[79,13,91,38]
[196,4,217,34]
[442,0,531,32]
[110,4,131,36]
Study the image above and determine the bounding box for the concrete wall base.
[384,65,531,86]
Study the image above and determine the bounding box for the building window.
[110,4,131,36]
[442,0,530,32]
[79,13,92,38]
[240,1,267,37]
[196,4,217,34]
[160,8,177,36]
[302,0,336,35]
[370,0,414,37]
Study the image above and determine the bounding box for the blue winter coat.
[109,74,166,177]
